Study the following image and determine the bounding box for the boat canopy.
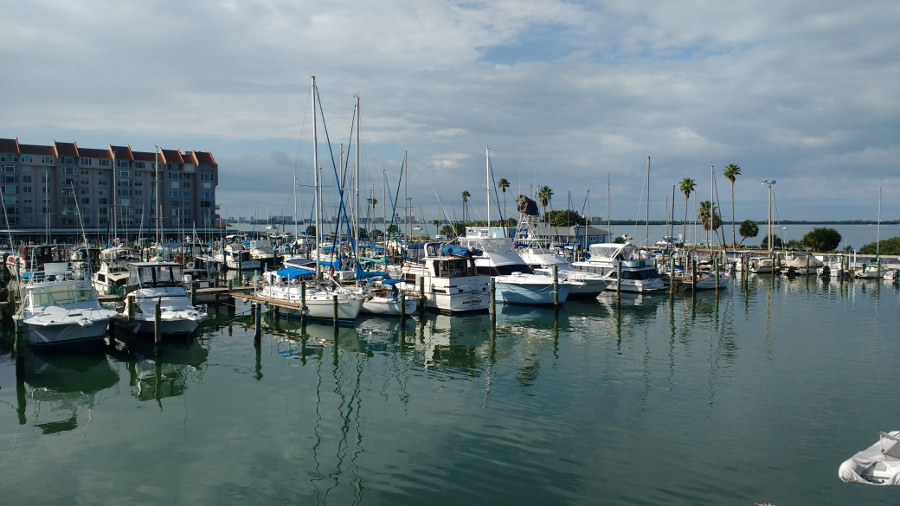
[441,243,482,258]
[275,266,316,280]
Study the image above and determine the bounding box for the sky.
[2,0,898,228]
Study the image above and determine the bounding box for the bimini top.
[275,266,316,280]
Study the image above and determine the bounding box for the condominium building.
[0,138,218,233]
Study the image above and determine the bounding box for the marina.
[1,271,898,504]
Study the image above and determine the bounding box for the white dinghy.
[839,431,900,485]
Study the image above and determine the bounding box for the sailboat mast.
[312,76,321,282]
[354,95,360,265]
[646,156,650,246]
[486,145,490,230]
[293,171,298,239]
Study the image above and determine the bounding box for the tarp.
[517,196,539,216]
[839,431,900,485]
[356,267,388,280]
[379,278,404,286]
[275,267,315,280]
[441,243,482,258]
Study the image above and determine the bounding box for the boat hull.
[24,316,115,351]
[495,277,573,305]
[114,314,205,336]
[360,296,417,316]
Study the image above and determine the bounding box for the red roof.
[194,150,217,166]
[109,145,134,161]
[132,150,159,162]
[78,147,111,159]
[18,143,57,156]
[182,151,198,165]
[161,149,183,164]
[54,141,79,158]
[0,138,19,154]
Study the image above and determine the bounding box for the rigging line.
[487,158,504,226]
[631,166,648,245]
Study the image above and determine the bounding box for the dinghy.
[839,431,900,485]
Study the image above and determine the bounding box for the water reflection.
[17,347,119,433]
[116,334,209,405]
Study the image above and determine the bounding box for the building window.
[117,189,131,196]
[3,175,16,183]
[118,169,131,177]
[3,196,18,204]
[80,178,89,185]
[81,158,93,166]
[41,156,53,164]
[22,176,31,183]
[117,160,130,168]
[0,154,16,162]
[134,189,143,196]
[62,167,78,175]
[170,181,180,189]
[22,186,31,193]
[201,173,214,181]
[20,154,32,163]
[81,197,90,204]
[63,157,75,164]
[135,162,145,169]
[61,177,76,186]
[201,191,214,199]
[2,164,16,172]
[168,190,182,198]
[98,178,107,185]
[1,185,17,194]
[98,189,106,196]
[118,179,131,187]
[202,182,213,189]
[169,172,181,180]
[99,159,110,167]
[98,198,108,205]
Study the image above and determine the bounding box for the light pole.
[761,180,776,252]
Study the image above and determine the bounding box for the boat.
[458,226,579,305]
[254,266,364,322]
[681,268,730,290]
[114,262,208,335]
[16,262,118,350]
[514,206,612,297]
[572,242,667,293]
[214,242,261,270]
[6,244,55,277]
[92,246,140,296]
[398,242,490,313]
[839,431,900,485]
[359,278,417,316]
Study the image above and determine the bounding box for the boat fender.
[186,261,196,269]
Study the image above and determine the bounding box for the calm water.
[1,276,899,504]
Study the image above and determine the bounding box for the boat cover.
[275,267,316,280]
[839,431,900,485]
[441,243,482,258]
[517,196,539,216]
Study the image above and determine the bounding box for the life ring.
[186,261,196,269]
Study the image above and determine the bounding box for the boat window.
[492,263,534,275]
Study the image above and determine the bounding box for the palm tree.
[679,178,696,243]
[537,186,553,223]
[432,219,440,237]
[723,164,741,247]
[497,178,510,223]
[697,200,722,250]
[461,190,470,223]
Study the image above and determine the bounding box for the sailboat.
[254,76,364,322]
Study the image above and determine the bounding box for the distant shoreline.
[596,220,900,226]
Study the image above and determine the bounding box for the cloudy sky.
[2,0,898,226]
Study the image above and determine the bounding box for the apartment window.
[22,175,32,183]
[135,199,143,206]
[168,190,181,198]
[80,169,89,175]
[118,179,131,187]
[22,186,32,193]
[62,167,78,175]
[98,189,106,196]
[62,198,76,206]
[135,162,145,169]
[202,182,213,189]
[98,198,108,205]
[41,155,53,164]
[23,196,32,204]
[99,159,110,167]
[80,178,89,185]
[117,188,131,197]
[98,178,107,185]
[23,207,32,214]
[134,179,142,186]
[81,158,92,166]
[170,181,180,189]
[61,178,76,187]
[3,196,18,204]
[2,164,16,172]
[134,189,143,196]
[3,175,16,183]
[118,169,131,177]
[63,157,75,164]
[20,154,32,163]
[99,208,107,215]
[201,201,212,208]
[81,197,90,204]
[0,154,16,162]
[201,191,214,199]
[1,185,17,194]
[6,206,17,216]
[117,160,130,168]
[169,172,181,179]
[201,173,214,180]
[120,198,131,206]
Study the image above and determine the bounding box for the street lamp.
[761,180,776,252]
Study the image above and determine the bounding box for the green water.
[1,276,899,504]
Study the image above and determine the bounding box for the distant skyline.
[3,1,897,230]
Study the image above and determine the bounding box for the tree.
[860,237,900,255]
[801,227,842,252]
[760,235,783,250]
[537,186,553,223]
[679,178,696,243]
[461,190,471,223]
[697,200,722,250]
[723,164,741,247]
[367,197,377,211]
[432,219,440,237]
[738,220,758,246]
[545,209,586,227]
[497,178,510,221]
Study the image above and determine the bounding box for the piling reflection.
[117,334,209,405]
[17,347,119,433]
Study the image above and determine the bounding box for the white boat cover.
[839,431,900,485]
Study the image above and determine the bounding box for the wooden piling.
[332,294,338,326]
[300,282,307,322]
[254,302,262,342]
[400,291,406,320]
[190,281,196,305]
[153,299,161,356]
[616,261,621,307]
[489,277,496,323]
[552,265,559,307]
[714,256,719,295]
[669,256,675,298]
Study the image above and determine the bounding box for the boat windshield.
[31,286,98,307]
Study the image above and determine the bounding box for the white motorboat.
[681,269,730,290]
[254,266,364,322]
[572,242,667,293]
[459,226,580,305]
[92,246,140,296]
[17,262,118,350]
[514,213,611,297]
[114,262,208,336]
[839,431,900,485]
[214,242,262,270]
[398,242,490,313]
[359,278,417,316]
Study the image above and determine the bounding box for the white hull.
[494,273,573,305]
[255,282,364,322]
[24,312,116,350]
[360,296,417,316]
[114,313,205,335]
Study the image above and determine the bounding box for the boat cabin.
[125,262,185,292]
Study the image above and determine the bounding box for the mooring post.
[489,277,496,323]
[190,281,196,305]
[714,256,720,295]
[692,258,698,299]
[552,265,559,307]
[400,291,406,320]
[616,261,621,307]
[300,282,307,322]
[228,278,234,292]
[332,294,339,326]
[254,302,262,342]
[418,276,426,311]
[153,298,162,356]
[669,255,675,298]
